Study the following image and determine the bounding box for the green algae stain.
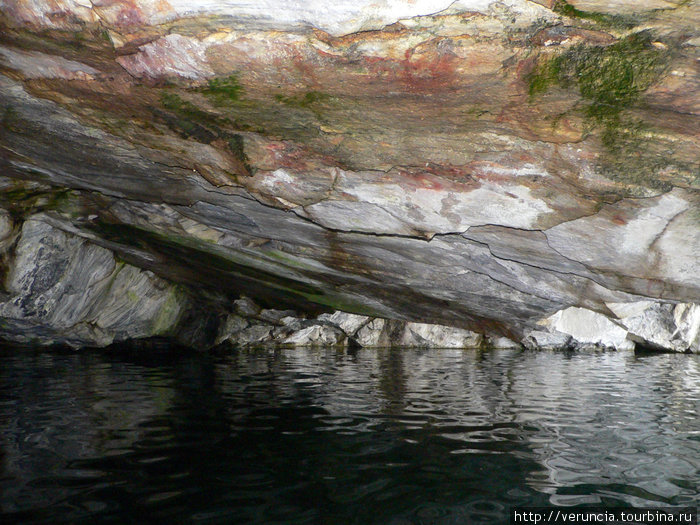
[158,92,222,142]
[158,89,255,172]
[0,185,75,222]
[200,75,244,106]
[275,91,337,120]
[92,222,325,299]
[528,31,667,106]
[527,58,561,98]
[298,292,383,318]
[226,134,250,168]
[527,31,674,190]
[152,286,186,335]
[565,32,668,170]
[160,92,217,123]
[552,0,640,30]
[572,33,667,111]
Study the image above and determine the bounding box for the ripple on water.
[0,347,699,523]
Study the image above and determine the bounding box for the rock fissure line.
[8,152,697,307]
[453,234,623,309]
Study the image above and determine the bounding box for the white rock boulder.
[540,307,635,351]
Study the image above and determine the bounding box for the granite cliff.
[0,0,698,350]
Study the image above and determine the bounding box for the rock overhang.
[0,0,698,349]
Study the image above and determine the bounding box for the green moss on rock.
[528,31,674,189]
[160,92,219,124]
[529,31,667,107]
[157,92,218,141]
[0,184,75,221]
[573,32,667,111]
[297,292,383,318]
[157,91,252,173]
[275,91,337,120]
[200,75,243,106]
[225,134,250,168]
[92,222,325,299]
[276,91,333,109]
[151,285,186,335]
[552,0,640,29]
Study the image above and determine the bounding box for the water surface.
[1,344,698,523]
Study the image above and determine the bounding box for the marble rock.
[521,331,573,351]
[540,307,635,351]
[355,319,393,348]
[0,46,98,80]
[234,297,261,318]
[0,0,697,350]
[215,313,249,345]
[610,301,700,353]
[674,304,700,353]
[258,308,299,325]
[0,209,13,249]
[486,336,522,349]
[317,311,372,337]
[235,324,274,346]
[0,215,187,347]
[282,324,348,347]
[400,322,483,348]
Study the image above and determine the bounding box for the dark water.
[1,344,698,524]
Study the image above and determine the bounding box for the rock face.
[0,0,698,350]
[215,297,495,349]
[0,214,187,347]
[0,208,697,351]
[524,302,700,352]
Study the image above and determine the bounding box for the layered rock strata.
[0,212,187,347]
[0,0,698,350]
[0,209,697,352]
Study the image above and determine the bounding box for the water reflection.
[1,346,698,524]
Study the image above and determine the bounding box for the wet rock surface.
[0,0,698,350]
